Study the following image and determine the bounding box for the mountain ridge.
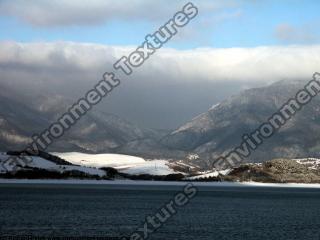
[2,79,320,169]
[161,78,320,167]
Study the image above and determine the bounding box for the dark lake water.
[0,183,320,240]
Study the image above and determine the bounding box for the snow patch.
[295,158,320,170]
[185,169,231,180]
[209,103,220,110]
[120,160,177,176]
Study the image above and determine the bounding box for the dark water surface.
[0,183,320,240]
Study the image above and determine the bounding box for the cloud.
[1,41,318,83]
[1,41,320,128]
[275,23,320,44]
[0,0,239,27]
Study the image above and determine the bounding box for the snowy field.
[53,152,146,168]
[0,152,178,176]
[54,152,178,176]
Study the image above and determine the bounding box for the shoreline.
[1,179,320,188]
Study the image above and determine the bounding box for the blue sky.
[1,0,319,49]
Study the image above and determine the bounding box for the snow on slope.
[1,152,179,177]
[26,156,58,170]
[185,169,231,180]
[0,153,105,176]
[120,160,177,176]
[54,152,179,176]
[53,152,146,168]
[295,158,320,170]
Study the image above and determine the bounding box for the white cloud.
[0,0,239,27]
[0,41,319,85]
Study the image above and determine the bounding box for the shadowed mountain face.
[161,79,320,164]
[0,88,162,153]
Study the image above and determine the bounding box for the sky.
[1,0,320,48]
[1,0,320,129]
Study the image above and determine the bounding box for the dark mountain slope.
[162,79,320,165]
[0,89,161,153]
